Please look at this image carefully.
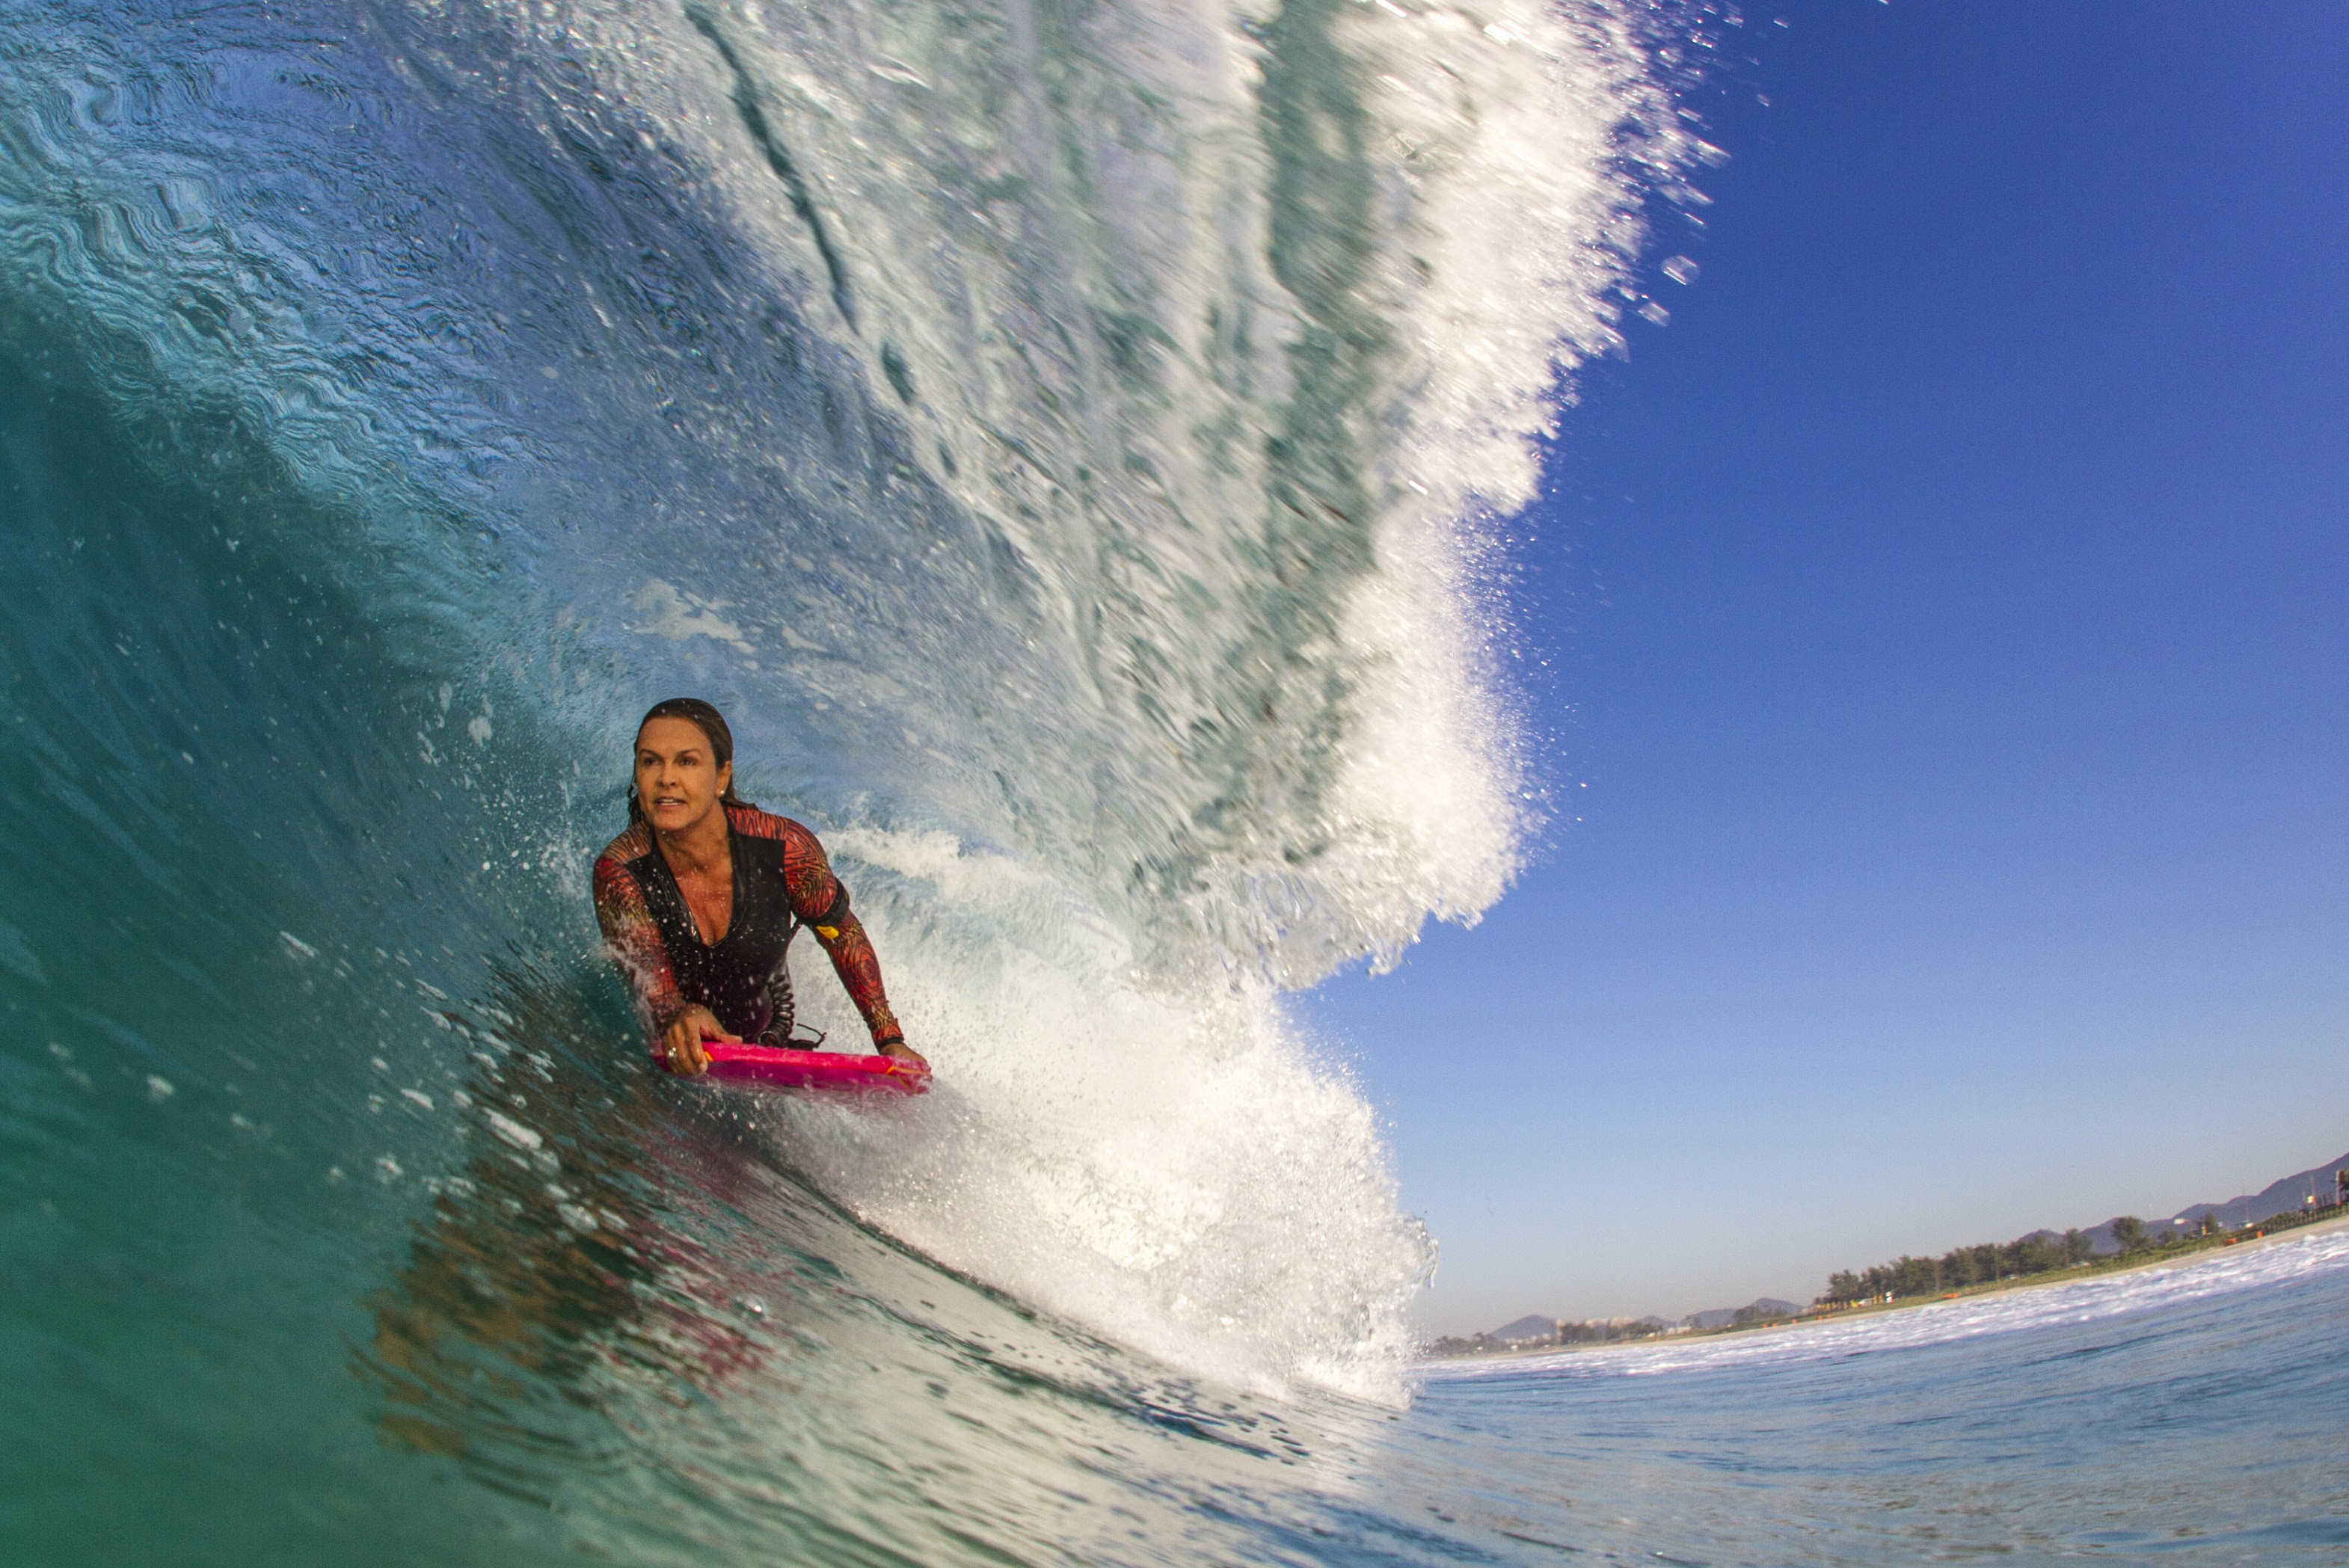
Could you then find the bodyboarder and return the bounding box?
[592,697,924,1076]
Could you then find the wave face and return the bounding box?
[0,0,1688,1555]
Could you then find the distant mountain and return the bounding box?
[1682,1297,1798,1332]
[1490,1315,1557,1344]
[2079,1151,2349,1252]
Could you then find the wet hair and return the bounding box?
[627,697,751,825]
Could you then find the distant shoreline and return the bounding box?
[1424,1209,2349,1364]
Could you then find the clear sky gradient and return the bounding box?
[1302,0,2349,1335]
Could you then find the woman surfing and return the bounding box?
[593,698,925,1077]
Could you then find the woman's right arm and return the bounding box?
[593,854,711,1070]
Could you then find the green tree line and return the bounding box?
[1820,1227,2101,1305]
[1820,1211,2240,1306]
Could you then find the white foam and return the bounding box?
[767,831,1431,1402]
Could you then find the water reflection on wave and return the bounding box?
[352,965,1388,1562]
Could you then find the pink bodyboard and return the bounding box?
[700,1042,930,1098]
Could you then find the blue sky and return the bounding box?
[1302,0,2349,1334]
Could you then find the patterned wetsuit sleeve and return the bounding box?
[732,806,904,1047]
[593,835,688,1042]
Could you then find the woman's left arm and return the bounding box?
[773,819,922,1064]
[808,902,920,1063]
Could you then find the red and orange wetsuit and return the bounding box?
[592,802,903,1054]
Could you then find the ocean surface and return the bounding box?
[2,1,2341,1563]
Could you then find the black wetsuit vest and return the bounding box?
[624,825,817,1043]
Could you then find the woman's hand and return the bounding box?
[658,1006,737,1075]
[877,1039,928,1069]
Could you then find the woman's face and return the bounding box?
[634,716,733,836]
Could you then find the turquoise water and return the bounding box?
[4,1,2341,1563]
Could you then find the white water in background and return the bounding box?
[0,0,1700,1398]
[1384,1225,2349,1566]
[1432,1222,2349,1387]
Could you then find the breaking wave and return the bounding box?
[0,4,1700,1522]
